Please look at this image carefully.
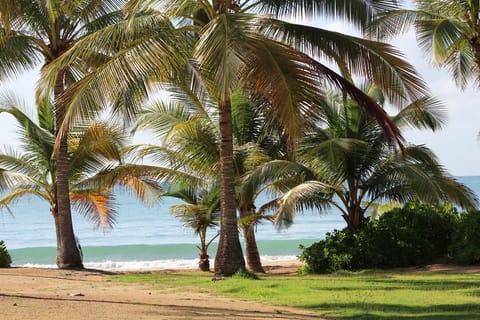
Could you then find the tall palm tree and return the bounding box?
[134,91,287,273]
[0,95,161,266]
[0,0,127,268]
[369,0,480,88]
[41,0,429,276]
[246,86,478,230]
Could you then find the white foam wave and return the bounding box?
[15,255,298,271]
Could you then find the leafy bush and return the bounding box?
[299,203,459,273]
[450,210,480,265]
[299,230,353,273]
[373,203,459,267]
[0,241,12,268]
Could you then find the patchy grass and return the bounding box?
[113,270,480,319]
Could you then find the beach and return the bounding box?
[0,260,322,320]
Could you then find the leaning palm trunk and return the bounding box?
[244,226,264,273]
[240,205,265,273]
[53,73,83,269]
[214,98,245,278]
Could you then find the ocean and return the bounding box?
[1,176,479,270]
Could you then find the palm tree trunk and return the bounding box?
[244,226,265,273]
[198,249,210,272]
[214,97,245,278]
[472,38,480,84]
[199,231,210,271]
[53,71,83,269]
[240,205,265,273]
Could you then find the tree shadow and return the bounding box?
[303,302,480,319]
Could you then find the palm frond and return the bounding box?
[193,13,251,101]
[0,187,50,211]
[72,164,165,204]
[392,96,446,131]
[274,180,335,229]
[254,0,399,29]
[70,191,117,228]
[416,18,469,64]
[366,9,421,39]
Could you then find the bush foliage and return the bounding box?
[299,203,460,273]
[450,210,480,265]
[0,240,12,268]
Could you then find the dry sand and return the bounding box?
[0,261,322,320]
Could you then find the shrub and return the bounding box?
[299,203,459,273]
[372,203,459,267]
[0,241,12,268]
[299,230,353,273]
[450,210,480,265]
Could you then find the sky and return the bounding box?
[0,13,479,177]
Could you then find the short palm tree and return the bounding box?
[246,86,478,230]
[0,96,161,265]
[165,184,220,271]
[369,0,480,88]
[42,0,430,276]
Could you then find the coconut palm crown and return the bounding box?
[0,95,162,265]
[369,0,480,88]
[245,86,478,230]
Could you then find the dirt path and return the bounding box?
[0,266,321,320]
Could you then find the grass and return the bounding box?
[112,270,480,319]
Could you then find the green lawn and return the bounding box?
[113,270,480,319]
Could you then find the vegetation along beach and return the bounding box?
[1,0,480,319]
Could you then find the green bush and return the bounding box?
[450,210,480,265]
[373,203,459,267]
[299,230,353,273]
[0,240,12,268]
[299,203,459,273]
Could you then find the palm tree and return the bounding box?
[369,0,480,88]
[0,0,128,268]
[41,0,430,277]
[246,86,478,230]
[0,95,162,265]
[165,184,220,271]
[134,91,287,273]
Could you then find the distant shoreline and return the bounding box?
[12,255,301,271]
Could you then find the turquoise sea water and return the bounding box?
[1,176,479,270]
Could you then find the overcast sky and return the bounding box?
[0,13,479,177]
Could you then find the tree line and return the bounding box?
[0,0,478,278]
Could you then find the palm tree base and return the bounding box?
[199,257,210,272]
[57,263,84,270]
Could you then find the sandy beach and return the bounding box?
[0,261,322,320]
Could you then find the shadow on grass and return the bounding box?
[367,278,480,291]
[305,302,480,320]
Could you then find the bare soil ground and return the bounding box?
[2,262,479,320]
[0,261,322,320]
